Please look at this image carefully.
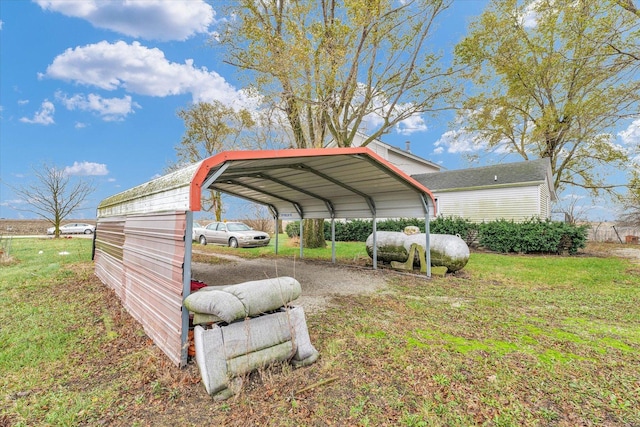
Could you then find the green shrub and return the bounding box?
[286,217,587,255]
[344,218,427,241]
[429,216,479,246]
[376,218,425,233]
[285,221,300,237]
[286,218,426,242]
[478,218,588,254]
[332,219,371,241]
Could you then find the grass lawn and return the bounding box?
[1,236,639,426]
[193,233,372,262]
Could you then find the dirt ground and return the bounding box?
[191,252,401,313]
[612,247,640,264]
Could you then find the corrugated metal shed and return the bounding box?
[95,212,188,366]
[95,148,436,367]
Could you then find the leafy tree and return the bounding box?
[220,0,454,246]
[175,101,257,221]
[453,0,640,198]
[616,0,640,19]
[10,164,94,238]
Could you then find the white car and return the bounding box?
[47,223,96,235]
[195,221,270,248]
[192,221,206,241]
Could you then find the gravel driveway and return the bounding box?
[191,253,393,313]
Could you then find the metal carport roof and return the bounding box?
[98,147,435,219]
[189,147,436,220]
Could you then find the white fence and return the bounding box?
[587,222,640,243]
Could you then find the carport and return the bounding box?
[94,147,435,366]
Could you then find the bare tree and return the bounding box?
[241,203,274,233]
[10,164,94,238]
[552,194,594,225]
[617,176,640,226]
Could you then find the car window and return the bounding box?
[205,223,218,230]
[218,224,227,231]
[227,223,250,231]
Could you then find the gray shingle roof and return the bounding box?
[412,158,552,191]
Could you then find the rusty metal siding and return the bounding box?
[95,217,126,300]
[95,217,125,260]
[94,211,188,366]
[122,212,186,366]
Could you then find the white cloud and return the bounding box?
[42,41,248,107]
[396,115,427,136]
[75,122,87,129]
[435,109,520,155]
[18,99,29,105]
[361,104,429,136]
[618,118,640,146]
[519,3,539,28]
[518,0,550,29]
[56,91,140,121]
[20,100,55,125]
[434,129,485,154]
[0,199,26,207]
[0,20,3,30]
[64,161,109,176]
[34,0,215,41]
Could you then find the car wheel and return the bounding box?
[199,235,207,245]
[84,229,93,234]
[229,237,238,248]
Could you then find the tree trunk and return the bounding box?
[303,219,326,248]
[214,191,222,221]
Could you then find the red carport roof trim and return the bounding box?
[189,147,436,213]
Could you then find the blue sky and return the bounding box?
[0,1,634,221]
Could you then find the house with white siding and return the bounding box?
[335,133,556,222]
[412,158,556,222]
[327,132,442,176]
